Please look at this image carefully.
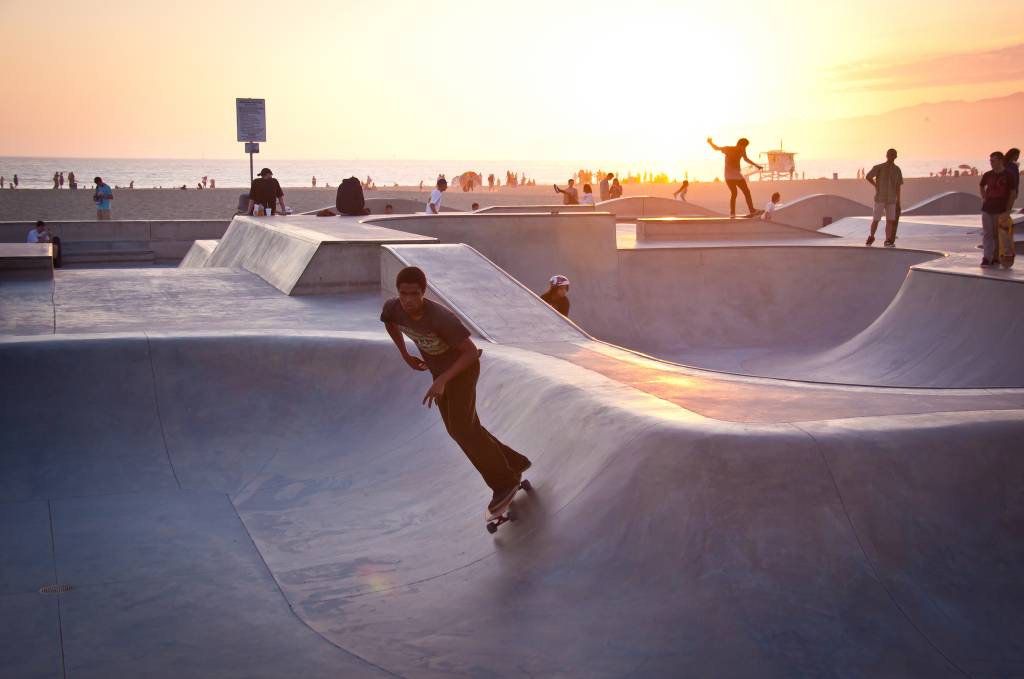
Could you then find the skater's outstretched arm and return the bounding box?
[741,150,764,171]
[423,338,480,408]
[706,137,721,152]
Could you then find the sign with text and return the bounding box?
[235,98,266,142]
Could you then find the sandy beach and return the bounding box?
[0,175,1006,222]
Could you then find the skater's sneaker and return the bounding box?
[980,260,995,268]
[487,483,519,516]
[865,235,875,246]
[744,210,763,218]
[883,241,895,248]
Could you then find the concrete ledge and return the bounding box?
[474,204,595,214]
[0,243,53,279]
[597,195,720,219]
[180,240,220,268]
[637,216,831,241]
[202,216,437,295]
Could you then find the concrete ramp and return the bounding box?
[597,195,720,219]
[636,216,834,242]
[903,191,982,215]
[2,332,1022,677]
[381,243,585,343]
[474,204,595,214]
[772,193,872,230]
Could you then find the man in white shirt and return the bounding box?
[762,192,781,221]
[427,177,447,214]
[27,220,62,267]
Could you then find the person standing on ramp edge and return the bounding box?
[707,136,763,217]
[381,266,533,514]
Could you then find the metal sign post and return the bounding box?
[236,98,267,184]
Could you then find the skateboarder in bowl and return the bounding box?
[381,266,533,515]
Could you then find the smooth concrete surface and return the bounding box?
[3,206,1024,677]
[636,216,833,241]
[902,191,983,215]
[771,193,872,230]
[596,195,720,219]
[193,215,436,295]
[1,332,1022,678]
[179,239,219,268]
[474,203,595,214]
[0,243,53,279]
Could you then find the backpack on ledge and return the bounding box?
[336,176,369,215]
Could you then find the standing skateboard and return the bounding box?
[485,478,533,534]
[997,214,1016,268]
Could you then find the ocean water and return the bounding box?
[0,156,982,190]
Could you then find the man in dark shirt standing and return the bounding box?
[381,266,532,515]
[247,167,287,215]
[979,151,1019,267]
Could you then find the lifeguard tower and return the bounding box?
[751,141,797,180]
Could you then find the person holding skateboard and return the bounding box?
[381,266,533,515]
[707,136,763,217]
[979,150,1018,267]
[865,149,903,247]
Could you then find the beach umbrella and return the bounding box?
[958,164,971,169]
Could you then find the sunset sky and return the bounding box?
[1,0,1022,167]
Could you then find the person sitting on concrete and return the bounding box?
[673,180,689,202]
[247,167,286,216]
[384,203,394,215]
[762,192,781,221]
[380,265,532,516]
[609,177,623,199]
[865,149,903,247]
[540,274,571,317]
[580,184,596,206]
[93,176,114,220]
[554,179,579,205]
[979,151,1019,267]
[471,202,480,211]
[27,220,61,267]
[427,177,447,214]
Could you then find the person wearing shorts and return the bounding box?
[707,136,763,217]
[865,149,903,247]
[93,176,113,220]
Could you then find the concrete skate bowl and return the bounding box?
[902,191,982,216]
[4,332,1024,677]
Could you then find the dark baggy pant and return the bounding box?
[435,360,531,491]
[725,178,755,215]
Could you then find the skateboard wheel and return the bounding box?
[487,522,498,534]
[520,479,532,492]
[507,506,516,522]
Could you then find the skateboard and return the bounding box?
[485,478,533,534]
[997,214,1016,268]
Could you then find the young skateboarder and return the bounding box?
[707,136,763,217]
[381,266,532,514]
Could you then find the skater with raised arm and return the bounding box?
[707,136,763,217]
[381,266,533,516]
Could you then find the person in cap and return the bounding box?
[380,266,533,516]
[541,275,571,317]
[247,167,287,215]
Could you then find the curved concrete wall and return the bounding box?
[597,195,720,219]
[902,191,982,216]
[771,194,872,230]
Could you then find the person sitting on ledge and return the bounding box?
[762,192,781,221]
[27,220,62,268]
[540,274,571,317]
[248,167,286,216]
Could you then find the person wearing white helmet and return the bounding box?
[541,274,570,316]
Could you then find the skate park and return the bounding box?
[2,196,1024,678]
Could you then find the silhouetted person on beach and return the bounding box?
[427,177,447,214]
[581,184,595,205]
[707,137,763,217]
[312,176,317,188]
[673,180,689,201]
[53,172,59,189]
[68,171,76,190]
[979,151,1018,267]
[13,174,18,188]
[540,274,571,317]
[865,148,903,247]
[609,177,622,199]
[381,266,532,515]
[248,167,286,215]
[599,173,613,201]
[554,179,579,205]
[93,177,113,220]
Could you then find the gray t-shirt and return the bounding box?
[866,162,903,204]
[380,298,471,376]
